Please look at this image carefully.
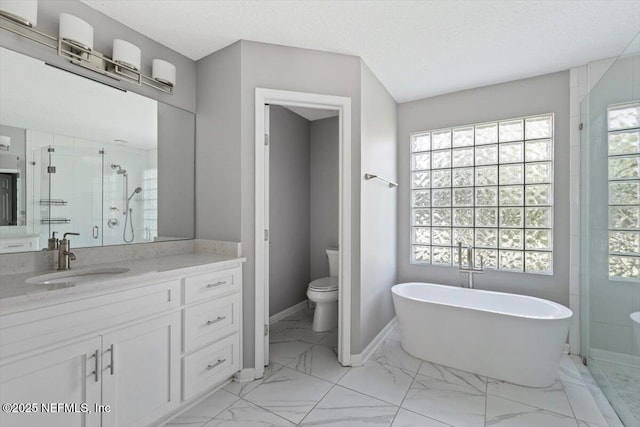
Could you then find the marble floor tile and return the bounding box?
[401,373,485,427]
[287,343,350,383]
[563,381,609,426]
[319,328,339,350]
[486,379,573,417]
[337,358,415,405]
[203,399,296,427]
[385,326,403,343]
[243,366,333,424]
[299,385,397,427]
[165,389,239,426]
[270,318,302,336]
[278,322,332,344]
[223,362,284,397]
[485,394,578,427]
[558,356,585,386]
[577,421,608,427]
[418,361,486,393]
[390,409,450,427]
[372,338,422,374]
[268,337,313,366]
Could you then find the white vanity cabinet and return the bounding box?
[0,337,102,427]
[0,259,243,427]
[101,312,181,427]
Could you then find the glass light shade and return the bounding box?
[59,13,93,51]
[152,59,176,87]
[113,39,141,71]
[0,0,37,27]
[0,135,10,150]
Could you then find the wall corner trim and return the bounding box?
[233,368,257,383]
[350,317,397,366]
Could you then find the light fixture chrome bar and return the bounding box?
[364,173,398,188]
[0,14,57,49]
[0,14,173,95]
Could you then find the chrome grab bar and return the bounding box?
[364,173,398,188]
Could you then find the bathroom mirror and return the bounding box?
[0,47,195,253]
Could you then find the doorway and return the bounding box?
[254,88,352,378]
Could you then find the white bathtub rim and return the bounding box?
[392,282,572,321]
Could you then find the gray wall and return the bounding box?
[195,42,242,242]
[237,41,362,364]
[157,103,195,239]
[398,71,570,306]
[310,116,339,280]
[0,0,196,112]
[359,62,398,350]
[268,106,311,315]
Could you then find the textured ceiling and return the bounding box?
[81,0,640,102]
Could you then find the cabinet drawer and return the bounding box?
[182,333,240,401]
[184,294,240,353]
[183,267,240,304]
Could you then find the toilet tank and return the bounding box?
[326,248,339,277]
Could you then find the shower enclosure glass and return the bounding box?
[29,139,156,248]
[580,31,640,426]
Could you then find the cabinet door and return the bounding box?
[0,337,102,427]
[101,312,180,427]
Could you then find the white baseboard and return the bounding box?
[233,368,257,383]
[269,300,308,324]
[350,317,397,366]
[590,348,640,367]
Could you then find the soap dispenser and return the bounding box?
[47,231,58,250]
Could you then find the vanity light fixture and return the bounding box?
[0,7,175,94]
[0,135,10,151]
[0,0,38,27]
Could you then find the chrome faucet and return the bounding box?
[457,242,483,289]
[58,232,80,271]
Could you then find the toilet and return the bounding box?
[307,248,339,332]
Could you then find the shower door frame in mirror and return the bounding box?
[0,46,195,253]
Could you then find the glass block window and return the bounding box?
[143,168,158,242]
[607,102,640,281]
[410,114,554,274]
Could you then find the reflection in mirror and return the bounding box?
[0,47,195,253]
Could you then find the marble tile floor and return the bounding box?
[166,307,618,427]
[587,358,639,427]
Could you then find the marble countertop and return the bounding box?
[0,252,244,314]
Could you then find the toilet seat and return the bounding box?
[308,277,338,292]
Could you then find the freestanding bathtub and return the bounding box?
[392,282,572,387]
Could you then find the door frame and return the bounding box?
[254,88,352,377]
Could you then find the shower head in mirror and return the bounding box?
[128,187,142,201]
[111,164,127,175]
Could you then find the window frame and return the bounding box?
[409,113,555,275]
[606,101,640,282]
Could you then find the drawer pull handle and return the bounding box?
[206,316,226,326]
[207,359,226,370]
[207,281,226,288]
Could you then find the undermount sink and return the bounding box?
[25,267,130,285]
